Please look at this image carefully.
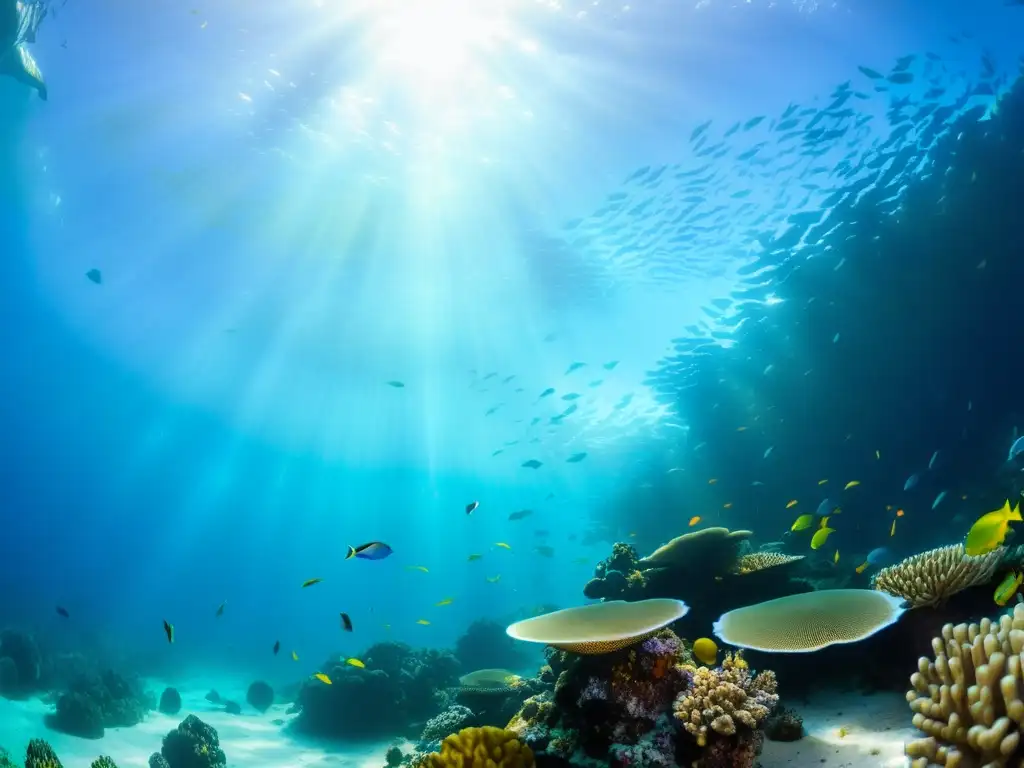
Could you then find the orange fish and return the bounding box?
[896,509,905,517]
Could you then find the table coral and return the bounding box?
[420,726,534,768]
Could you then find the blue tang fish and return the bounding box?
[866,547,893,567]
[346,541,393,561]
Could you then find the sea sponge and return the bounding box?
[25,739,62,768]
[506,599,689,654]
[713,589,906,652]
[905,603,1024,766]
[736,552,805,575]
[872,544,1004,608]
[672,653,778,748]
[638,527,752,573]
[421,726,534,768]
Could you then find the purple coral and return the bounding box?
[609,714,677,767]
[578,676,609,704]
[640,633,682,660]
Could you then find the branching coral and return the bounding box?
[25,740,62,768]
[420,727,534,768]
[672,652,778,748]
[873,544,1004,608]
[905,603,1024,766]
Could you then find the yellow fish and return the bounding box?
[833,549,839,564]
[313,673,332,685]
[495,542,512,550]
[790,514,815,532]
[810,527,835,550]
[819,516,831,529]
[291,651,299,661]
[301,578,323,588]
[965,501,1022,556]
[486,575,501,583]
[844,481,860,490]
[890,519,897,537]
[416,619,431,626]
[855,561,870,574]
[467,554,482,562]
[406,565,429,573]
[435,598,454,607]
[692,637,718,665]
[785,499,798,509]
[346,658,365,668]
[994,571,1024,606]
[688,516,701,527]
[818,479,828,485]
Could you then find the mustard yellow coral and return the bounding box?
[906,603,1024,766]
[673,654,778,748]
[873,544,1003,608]
[423,726,535,768]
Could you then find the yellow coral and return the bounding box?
[423,726,535,768]
[626,569,646,588]
[873,544,1004,608]
[673,658,778,748]
[906,603,1024,766]
[507,695,554,739]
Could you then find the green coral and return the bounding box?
[90,758,118,768]
[25,740,62,768]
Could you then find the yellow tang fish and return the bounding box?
[818,479,828,485]
[435,598,454,607]
[890,519,896,537]
[313,673,332,685]
[786,499,798,509]
[688,516,701,527]
[406,565,429,573]
[819,516,831,529]
[855,561,870,574]
[833,550,840,564]
[965,501,1022,556]
[291,651,299,661]
[346,658,365,668]
[790,514,814,532]
[495,542,512,550]
[810,527,835,550]
[416,619,431,626]
[692,637,718,666]
[994,571,1024,606]
[844,481,860,490]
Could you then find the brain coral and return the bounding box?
[421,727,534,768]
[673,653,778,747]
[906,603,1024,766]
[873,544,1004,608]
[713,589,906,652]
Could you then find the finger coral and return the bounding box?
[905,603,1024,766]
[421,727,535,768]
[672,652,779,747]
[713,589,906,652]
[873,544,1005,608]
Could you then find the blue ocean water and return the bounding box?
[2,0,1024,763]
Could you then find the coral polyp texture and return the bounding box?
[872,544,1004,608]
[735,552,805,575]
[713,589,906,652]
[505,599,689,654]
[905,603,1024,767]
[673,652,778,746]
[418,726,535,768]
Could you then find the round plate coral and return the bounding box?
[505,598,689,654]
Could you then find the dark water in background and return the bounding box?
[1,0,1024,710]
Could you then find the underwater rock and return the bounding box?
[46,669,153,738]
[764,707,804,742]
[0,630,42,695]
[159,687,182,715]
[292,642,460,739]
[222,700,241,715]
[245,680,274,712]
[148,753,170,768]
[419,705,477,749]
[455,619,529,673]
[161,715,226,768]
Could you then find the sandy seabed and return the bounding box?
[761,691,916,768]
[0,679,404,768]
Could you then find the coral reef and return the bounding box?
[505,629,774,767]
[149,754,170,768]
[873,544,1005,608]
[455,670,548,730]
[455,620,530,673]
[0,748,16,768]
[418,727,534,768]
[245,680,274,712]
[905,603,1024,766]
[713,589,907,651]
[0,629,42,697]
[46,670,153,739]
[384,745,404,767]
[764,707,804,742]
[26,739,62,768]
[672,653,778,747]
[506,599,689,654]
[158,715,226,768]
[292,641,460,739]
[91,759,118,768]
[159,687,182,715]
[420,705,477,750]
[585,543,644,601]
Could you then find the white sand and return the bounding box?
[0,681,405,768]
[761,691,916,767]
